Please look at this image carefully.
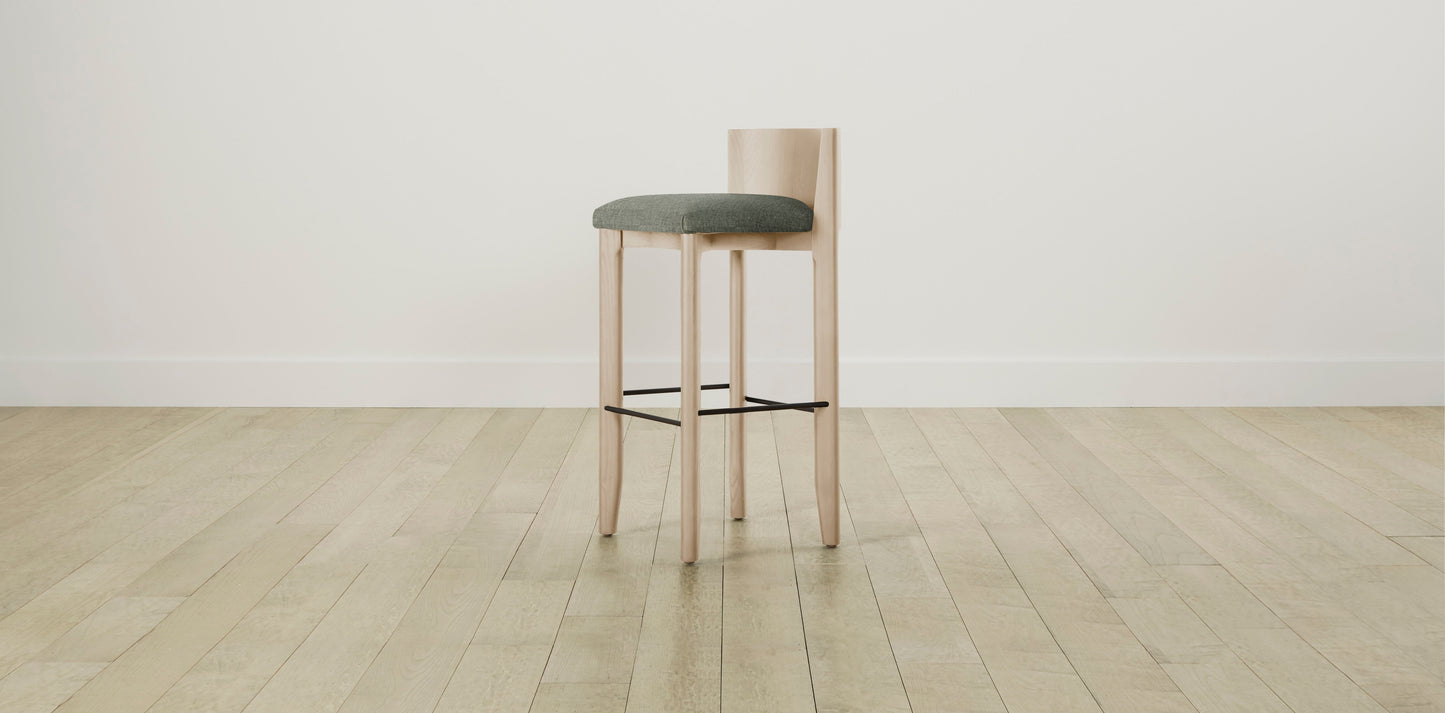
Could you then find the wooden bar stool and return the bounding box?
[594,128,839,564]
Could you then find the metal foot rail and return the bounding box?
[603,406,682,427]
[699,401,828,417]
[605,385,829,427]
[623,383,730,396]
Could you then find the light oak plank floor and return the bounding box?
[0,407,1441,713]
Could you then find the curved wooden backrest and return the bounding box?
[727,128,837,244]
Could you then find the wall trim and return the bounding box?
[1,358,1439,407]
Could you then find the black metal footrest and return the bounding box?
[699,400,828,417]
[623,383,730,396]
[603,406,682,427]
[742,396,818,413]
[606,384,828,427]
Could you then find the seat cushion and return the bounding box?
[592,193,813,234]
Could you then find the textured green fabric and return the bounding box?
[592,193,813,234]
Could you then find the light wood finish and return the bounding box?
[543,616,640,684]
[567,413,665,618]
[0,409,213,530]
[336,514,532,713]
[1231,408,1443,528]
[601,129,840,560]
[0,409,157,502]
[680,234,702,564]
[627,413,725,712]
[54,524,330,713]
[599,228,624,536]
[0,408,324,679]
[725,128,840,546]
[533,683,630,713]
[1326,407,1445,469]
[1182,407,1438,538]
[1278,407,1443,496]
[0,662,106,713]
[728,249,746,520]
[1393,536,1444,570]
[4,406,1442,712]
[36,596,183,663]
[621,231,814,253]
[620,231,680,250]
[435,409,615,713]
[810,178,840,546]
[721,413,813,713]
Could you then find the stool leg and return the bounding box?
[680,234,702,563]
[599,229,623,536]
[814,238,840,547]
[728,250,746,520]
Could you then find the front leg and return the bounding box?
[813,239,839,547]
[598,229,623,536]
[728,249,746,520]
[680,234,702,563]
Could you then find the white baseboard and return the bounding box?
[0,358,1439,407]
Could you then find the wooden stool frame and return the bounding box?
[598,128,839,563]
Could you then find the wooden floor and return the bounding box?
[0,407,1440,713]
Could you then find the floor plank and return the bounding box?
[0,661,106,713]
[53,523,331,713]
[721,413,815,713]
[0,409,145,492]
[1279,408,1443,496]
[433,410,632,713]
[1158,565,1391,713]
[563,417,664,614]
[0,407,260,564]
[0,409,319,678]
[0,409,74,449]
[1182,407,1439,537]
[953,408,1197,713]
[1091,409,1445,708]
[0,409,216,529]
[1329,408,1445,469]
[776,410,913,713]
[625,415,723,713]
[1230,408,1443,528]
[337,512,532,713]
[1137,408,1425,566]
[1001,408,1214,568]
[1392,536,1444,571]
[902,409,1103,713]
[0,407,1437,713]
[432,580,572,713]
[1047,408,1438,711]
[238,532,454,713]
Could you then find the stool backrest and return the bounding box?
[727,129,837,244]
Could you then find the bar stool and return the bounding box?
[594,128,839,564]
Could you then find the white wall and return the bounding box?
[1,0,1440,407]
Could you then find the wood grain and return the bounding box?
[0,407,1439,713]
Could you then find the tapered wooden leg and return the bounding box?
[813,237,839,547]
[599,229,623,536]
[728,250,746,520]
[680,234,702,563]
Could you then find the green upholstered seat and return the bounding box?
[592,193,813,234]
